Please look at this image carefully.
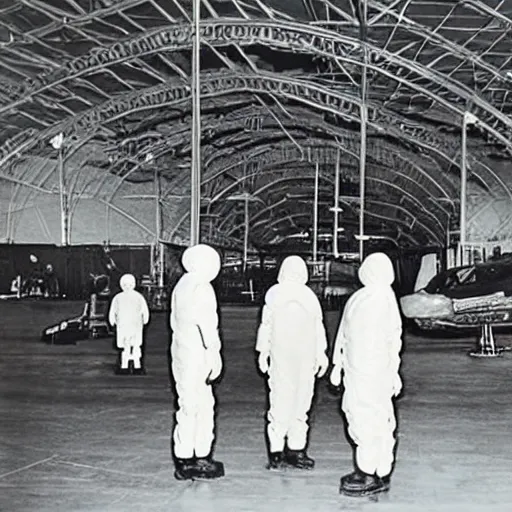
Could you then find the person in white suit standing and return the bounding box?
[109,273,150,375]
[169,244,224,481]
[330,252,403,497]
[256,255,329,470]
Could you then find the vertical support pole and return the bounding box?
[158,243,165,288]
[155,168,161,244]
[358,0,368,262]
[243,195,249,274]
[313,161,319,263]
[58,146,68,246]
[154,168,165,287]
[6,182,17,243]
[333,148,340,258]
[190,0,202,246]
[460,113,468,266]
[150,243,155,281]
[105,202,110,245]
[446,213,451,270]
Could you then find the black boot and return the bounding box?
[267,452,285,470]
[174,457,196,481]
[339,470,388,497]
[192,456,225,479]
[380,474,391,492]
[284,449,315,470]
[114,365,130,375]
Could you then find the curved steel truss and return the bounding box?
[0,0,511,250]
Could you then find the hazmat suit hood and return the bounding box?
[358,252,395,288]
[277,256,308,285]
[182,244,221,283]
[120,273,136,291]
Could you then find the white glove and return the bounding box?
[316,352,329,378]
[258,352,270,374]
[206,349,223,383]
[329,365,342,387]
[393,374,403,397]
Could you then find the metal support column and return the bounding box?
[313,161,319,263]
[358,0,368,261]
[58,147,68,245]
[154,169,165,288]
[50,133,68,246]
[190,0,201,246]
[459,113,469,266]
[243,194,249,274]
[333,148,341,258]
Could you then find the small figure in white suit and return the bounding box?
[109,273,150,375]
[256,255,329,470]
[330,252,403,497]
[170,244,225,481]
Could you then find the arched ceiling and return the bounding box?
[0,0,511,252]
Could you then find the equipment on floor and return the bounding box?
[41,274,113,344]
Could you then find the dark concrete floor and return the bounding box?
[1,300,512,512]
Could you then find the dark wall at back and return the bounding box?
[0,244,151,299]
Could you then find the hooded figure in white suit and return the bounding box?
[330,252,402,497]
[108,273,150,375]
[256,255,329,470]
[170,244,224,481]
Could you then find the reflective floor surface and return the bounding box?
[1,300,512,511]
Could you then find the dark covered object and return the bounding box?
[424,259,512,299]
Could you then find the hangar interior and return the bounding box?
[1,1,512,511]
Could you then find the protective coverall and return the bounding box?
[330,252,402,496]
[108,274,150,375]
[170,244,224,480]
[256,255,329,469]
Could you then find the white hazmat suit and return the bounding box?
[108,274,150,374]
[330,252,402,494]
[170,244,224,479]
[256,256,329,469]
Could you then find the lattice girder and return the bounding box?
[0,70,490,205]
[2,18,511,150]
[103,103,461,205]
[167,141,445,247]
[242,172,443,242]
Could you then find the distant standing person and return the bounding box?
[43,264,60,298]
[330,252,403,497]
[109,274,150,375]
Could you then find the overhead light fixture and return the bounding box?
[429,197,458,203]
[338,195,361,202]
[50,133,64,150]
[464,112,479,126]
[226,193,263,203]
[354,234,398,247]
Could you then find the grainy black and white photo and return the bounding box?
[1,0,512,510]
